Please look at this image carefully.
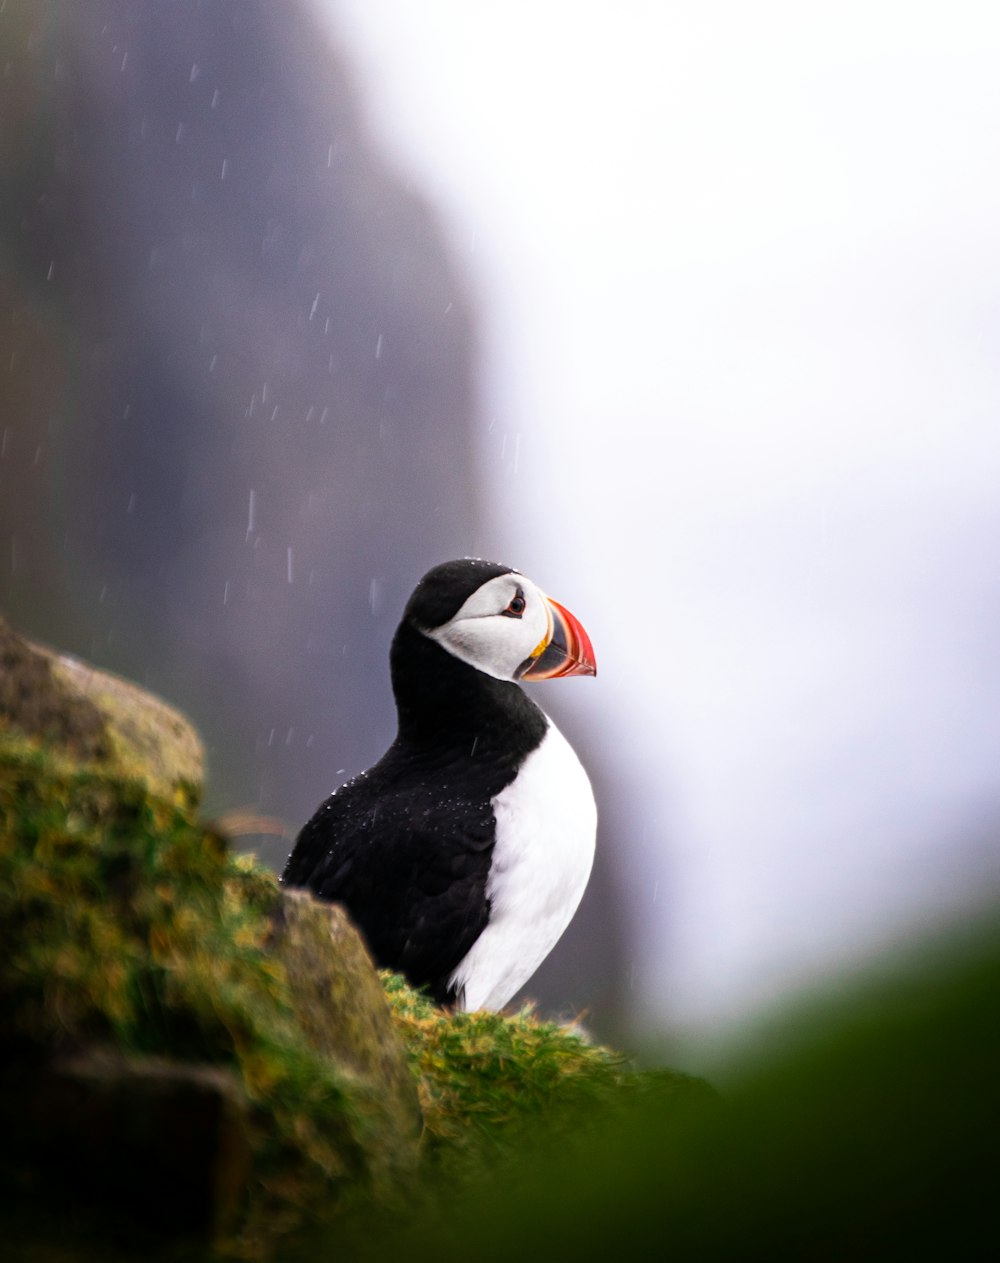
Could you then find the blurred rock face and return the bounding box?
[0,0,481,832]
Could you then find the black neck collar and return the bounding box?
[389,619,547,769]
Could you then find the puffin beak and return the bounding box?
[518,596,597,680]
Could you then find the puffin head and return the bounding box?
[404,558,596,683]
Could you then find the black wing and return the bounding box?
[282,771,495,1004]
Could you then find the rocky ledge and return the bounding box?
[0,617,693,1260]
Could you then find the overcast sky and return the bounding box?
[315,0,1000,1048]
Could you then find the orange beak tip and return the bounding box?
[519,594,596,680]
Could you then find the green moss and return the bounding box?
[0,731,402,1257]
[316,976,711,1262]
[384,973,631,1167]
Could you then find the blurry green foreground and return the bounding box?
[374,914,998,1263]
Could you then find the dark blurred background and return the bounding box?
[0,0,628,1038]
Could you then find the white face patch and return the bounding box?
[423,573,551,681]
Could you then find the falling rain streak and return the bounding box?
[246,488,256,539]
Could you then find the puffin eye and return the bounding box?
[502,588,526,618]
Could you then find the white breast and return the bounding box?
[447,716,597,1011]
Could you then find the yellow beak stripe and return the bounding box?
[528,604,554,659]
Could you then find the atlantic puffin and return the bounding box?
[282,558,597,1010]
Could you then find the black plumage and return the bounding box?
[282,560,549,1004]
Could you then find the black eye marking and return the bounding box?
[501,586,526,618]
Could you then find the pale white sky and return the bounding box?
[315,0,1000,1046]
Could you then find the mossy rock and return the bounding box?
[0,731,421,1258]
[268,891,423,1177]
[0,623,690,1259]
[0,615,203,808]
